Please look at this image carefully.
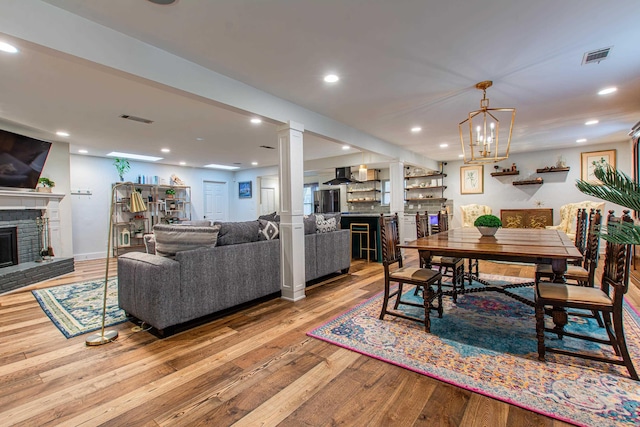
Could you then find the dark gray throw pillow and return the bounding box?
[258,211,277,221]
[303,214,316,234]
[214,220,261,246]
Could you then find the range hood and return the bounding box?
[323,167,359,185]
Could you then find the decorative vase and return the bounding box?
[476,226,499,237]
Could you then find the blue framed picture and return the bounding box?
[239,181,252,199]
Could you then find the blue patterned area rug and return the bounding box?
[32,278,128,338]
[307,274,640,427]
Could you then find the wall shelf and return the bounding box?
[404,173,446,180]
[405,198,447,202]
[536,167,570,173]
[513,180,543,186]
[491,170,519,177]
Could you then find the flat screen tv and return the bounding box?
[0,128,52,190]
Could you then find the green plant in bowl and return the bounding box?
[474,214,502,237]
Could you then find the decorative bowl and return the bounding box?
[476,226,499,237]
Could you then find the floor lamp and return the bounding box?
[86,182,147,346]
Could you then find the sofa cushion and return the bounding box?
[323,212,342,229]
[316,214,337,233]
[153,224,221,258]
[214,220,261,246]
[258,219,279,240]
[179,220,212,226]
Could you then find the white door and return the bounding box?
[203,181,228,222]
[261,187,276,214]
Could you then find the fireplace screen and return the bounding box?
[0,227,18,268]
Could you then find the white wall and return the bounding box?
[445,141,631,228]
[70,155,234,260]
[41,141,73,258]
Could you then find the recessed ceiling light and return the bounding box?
[147,0,177,5]
[458,154,464,158]
[439,143,448,148]
[78,149,88,154]
[56,131,70,137]
[196,137,204,141]
[0,41,18,54]
[106,151,163,162]
[411,127,422,133]
[585,120,599,125]
[179,161,186,166]
[342,145,350,150]
[598,87,617,95]
[203,163,240,170]
[576,138,587,143]
[161,148,171,153]
[324,74,339,83]
[251,161,258,166]
[250,118,262,124]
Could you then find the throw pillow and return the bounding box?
[153,224,221,258]
[258,219,279,240]
[214,221,261,246]
[258,211,277,221]
[303,214,316,234]
[316,215,337,233]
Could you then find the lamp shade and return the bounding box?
[129,191,147,213]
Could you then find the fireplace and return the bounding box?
[0,227,18,268]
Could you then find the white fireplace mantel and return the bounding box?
[0,189,65,211]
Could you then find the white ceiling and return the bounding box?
[1,0,639,172]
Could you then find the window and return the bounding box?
[381,180,391,205]
[303,183,318,215]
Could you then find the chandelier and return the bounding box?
[459,81,516,164]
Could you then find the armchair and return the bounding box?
[545,201,605,240]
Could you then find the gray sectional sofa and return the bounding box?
[117,215,350,334]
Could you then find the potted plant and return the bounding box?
[474,214,502,237]
[113,158,130,181]
[37,177,55,193]
[165,188,176,199]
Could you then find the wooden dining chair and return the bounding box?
[571,208,589,266]
[379,213,443,332]
[534,210,638,380]
[535,209,601,287]
[416,211,465,302]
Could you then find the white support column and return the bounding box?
[278,121,306,302]
[389,161,413,243]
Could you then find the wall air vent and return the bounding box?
[259,145,276,150]
[119,114,154,124]
[582,47,612,65]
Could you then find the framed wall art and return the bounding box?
[460,165,484,194]
[238,181,252,199]
[581,149,616,184]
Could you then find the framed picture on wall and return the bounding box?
[581,149,616,184]
[460,165,484,194]
[239,181,252,199]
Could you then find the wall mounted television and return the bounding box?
[0,128,52,190]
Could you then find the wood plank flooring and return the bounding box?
[1,255,638,426]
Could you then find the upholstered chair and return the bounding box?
[545,201,605,240]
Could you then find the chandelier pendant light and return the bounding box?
[459,81,516,164]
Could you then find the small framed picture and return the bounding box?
[460,165,484,194]
[239,181,252,199]
[581,149,616,184]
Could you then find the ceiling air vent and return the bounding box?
[582,47,612,65]
[119,114,154,124]
[259,145,276,150]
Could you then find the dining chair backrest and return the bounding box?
[437,211,449,233]
[581,209,602,285]
[416,211,429,238]
[574,208,589,256]
[380,213,402,270]
[601,210,634,300]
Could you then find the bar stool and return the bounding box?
[350,222,377,262]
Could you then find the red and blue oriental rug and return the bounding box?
[307,274,640,427]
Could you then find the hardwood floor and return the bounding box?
[1,255,638,426]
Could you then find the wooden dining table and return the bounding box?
[399,227,583,306]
